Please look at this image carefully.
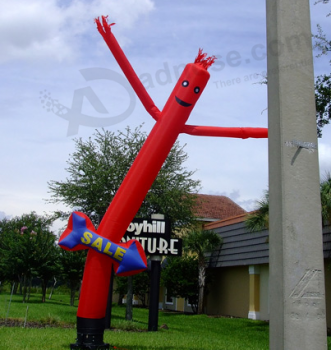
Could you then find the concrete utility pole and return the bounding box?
[266,0,327,349]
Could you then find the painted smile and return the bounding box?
[175,96,192,107]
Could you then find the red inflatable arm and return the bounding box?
[95,16,161,121]
[182,125,268,138]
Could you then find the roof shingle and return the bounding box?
[194,194,246,221]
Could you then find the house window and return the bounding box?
[165,289,174,305]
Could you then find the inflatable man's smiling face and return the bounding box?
[162,49,216,117]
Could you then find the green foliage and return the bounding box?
[245,175,331,230]
[115,270,151,307]
[245,191,269,232]
[114,275,127,298]
[183,229,222,314]
[313,0,331,137]
[47,126,200,231]
[183,230,222,260]
[0,212,88,305]
[316,73,331,137]
[321,173,331,225]
[131,271,150,306]
[58,250,86,306]
[32,230,59,302]
[114,319,146,332]
[161,256,199,313]
[0,212,58,302]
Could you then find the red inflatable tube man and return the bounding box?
[61,15,268,349]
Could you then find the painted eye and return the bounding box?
[194,86,200,94]
[182,80,189,87]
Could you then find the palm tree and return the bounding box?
[245,191,269,232]
[246,173,331,231]
[184,229,222,314]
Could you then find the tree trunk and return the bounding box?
[125,276,133,321]
[18,275,23,295]
[13,279,19,295]
[22,275,27,303]
[118,293,124,306]
[41,279,47,303]
[70,287,76,306]
[27,278,32,302]
[78,280,83,300]
[198,264,206,314]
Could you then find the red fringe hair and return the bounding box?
[194,49,216,70]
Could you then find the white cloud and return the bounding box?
[0,1,66,63]
[0,0,155,63]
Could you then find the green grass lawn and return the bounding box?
[0,292,329,350]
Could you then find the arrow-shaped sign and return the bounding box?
[58,212,147,276]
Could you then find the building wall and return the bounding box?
[163,290,177,311]
[205,266,249,318]
[177,298,185,312]
[204,262,331,327]
[160,290,193,313]
[184,299,194,313]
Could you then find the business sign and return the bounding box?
[121,218,182,256]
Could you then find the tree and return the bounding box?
[321,173,331,225]
[113,272,148,322]
[161,256,199,313]
[131,270,150,307]
[313,0,331,137]
[245,191,269,232]
[0,212,57,302]
[114,275,127,306]
[183,229,222,314]
[125,276,133,321]
[0,218,23,286]
[114,271,150,307]
[58,250,87,306]
[315,74,331,137]
[31,228,59,302]
[245,174,331,231]
[47,126,200,231]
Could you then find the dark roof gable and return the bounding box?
[205,214,331,267]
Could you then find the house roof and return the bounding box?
[206,219,270,267]
[193,194,246,222]
[206,221,331,268]
[203,210,331,267]
[203,212,248,230]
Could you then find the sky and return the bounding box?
[1,0,330,231]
